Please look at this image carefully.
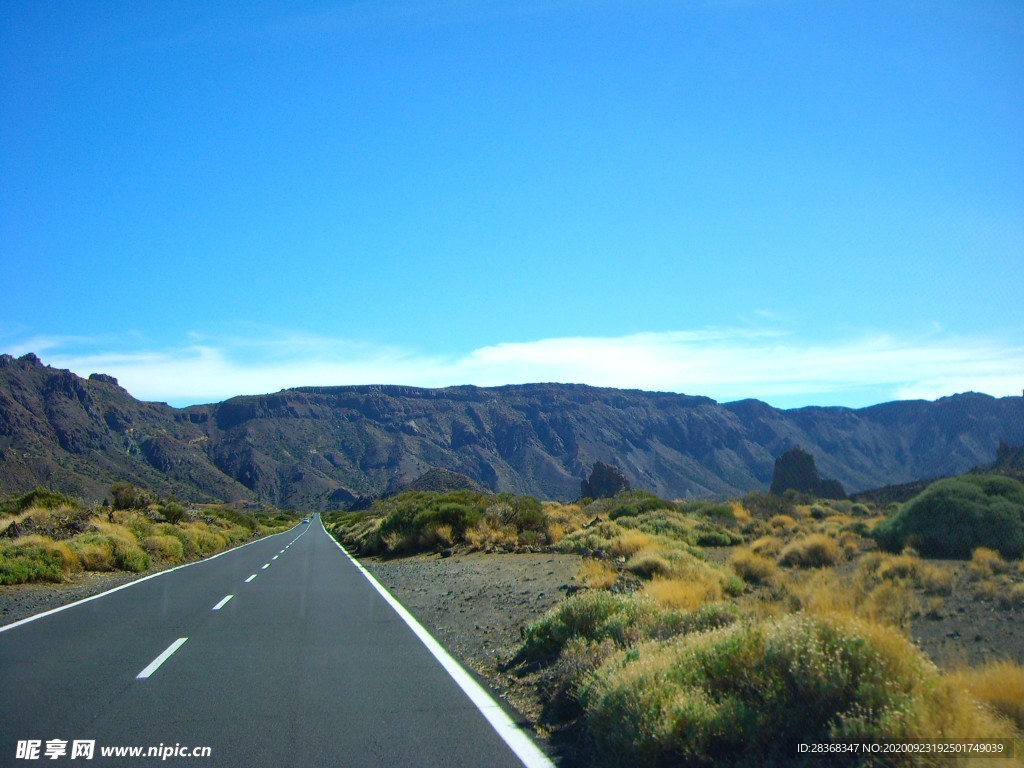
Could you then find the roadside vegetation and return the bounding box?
[0,484,299,585]
[327,477,1024,766]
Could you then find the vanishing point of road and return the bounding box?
[0,517,554,767]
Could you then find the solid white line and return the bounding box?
[0,523,304,634]
[317,519,554,768]
[137,637,188,679]
[245,574,257,583]
[212,595,234,611]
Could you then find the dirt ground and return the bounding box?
[363,551,583,728]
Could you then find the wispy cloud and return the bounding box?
[15,326,1024,409]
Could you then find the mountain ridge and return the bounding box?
[1,352,1021,510]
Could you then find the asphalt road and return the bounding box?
[0,517,553,767]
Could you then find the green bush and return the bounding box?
[0,542,64,584]
[608,490,675,519]
[518,591,692,662]
[579,613,1011,767]
[872,475,1024,558]
[0,486,81,516]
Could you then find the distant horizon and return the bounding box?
[5,348,1019,413]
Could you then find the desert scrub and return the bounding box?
[777,533,841,568]
[578,612,1017,768]
[730,548,780,585]
[141,534,186,561]
[855,551,955,595]
[0,539,65,584]
[518,591,741,665]
[643,575,721,610]
[872,475,1024,558]
[577,558,618,589]
[518,591,687,662]
[949,660,1024,731]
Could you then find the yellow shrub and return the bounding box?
[749,535,783,558]
[949,660,1024,731]
[778,534,841,568]
[643,576,721,610]
[769,514,797,531]
[140,534,185,561]
[578,559,618,589]
[608,530,656,558]
[970,547,1011,578]
[729,549,779,585]
[463,519,518,551]
[13,534,81,573]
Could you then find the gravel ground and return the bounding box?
[364,551,583,730]
[1,569,162,627]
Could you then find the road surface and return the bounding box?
[0,516,553,767]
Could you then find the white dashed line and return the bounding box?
[245,575,257,583]
[272,555,279,560]
[261,563,270,570]
[212,595,234,611]
[137,638,188,679]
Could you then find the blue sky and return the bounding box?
[2,1,1022,408]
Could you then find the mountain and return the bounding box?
[1,352,1021,510]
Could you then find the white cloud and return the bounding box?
[23,326,1024,409]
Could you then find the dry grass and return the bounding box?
[729,548,779,585]
[777,533,841,568]
[607,530,657,558]
[768,514,797,531]
[949,660,1024,731]
[578,559,618,589]
[643,575,721,610]
[463,519,519,550]
[749,535,784,558]
[971,547,1012,578]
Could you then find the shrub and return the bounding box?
[0,541,64,584]
[778,534,841,568]
[969,546,1012,578]
[110,483,153,511]
[70,533,115,571]
[949,660,1024,731]
[518,591,688,662]
[608,491,674,519]
[0,486,81,515]
[159,502,187,524]
[643,576,721,610]
[141,534,185,561]
[578,559,618,589]
[872,475,1024,559]
[578,613,1015,767]
[730,549,779,585]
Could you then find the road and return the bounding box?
[0,516,553,767]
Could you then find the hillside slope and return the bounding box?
[1,353,1021,509]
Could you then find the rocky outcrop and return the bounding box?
[769,447,846,499]
[580,462,631,499]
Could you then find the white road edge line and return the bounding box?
[318,516,555,768]
[212,595,234,611]
[137,637,188,679]
[245,574,257,583]
[0,523,305,634]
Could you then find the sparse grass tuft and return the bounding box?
[578,612,1016,768]
[578,559,618,589]
[949,660,1024,731]
[730,548,780,585]
[778,533,841,568]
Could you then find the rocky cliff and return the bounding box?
[1,353,1021,509]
